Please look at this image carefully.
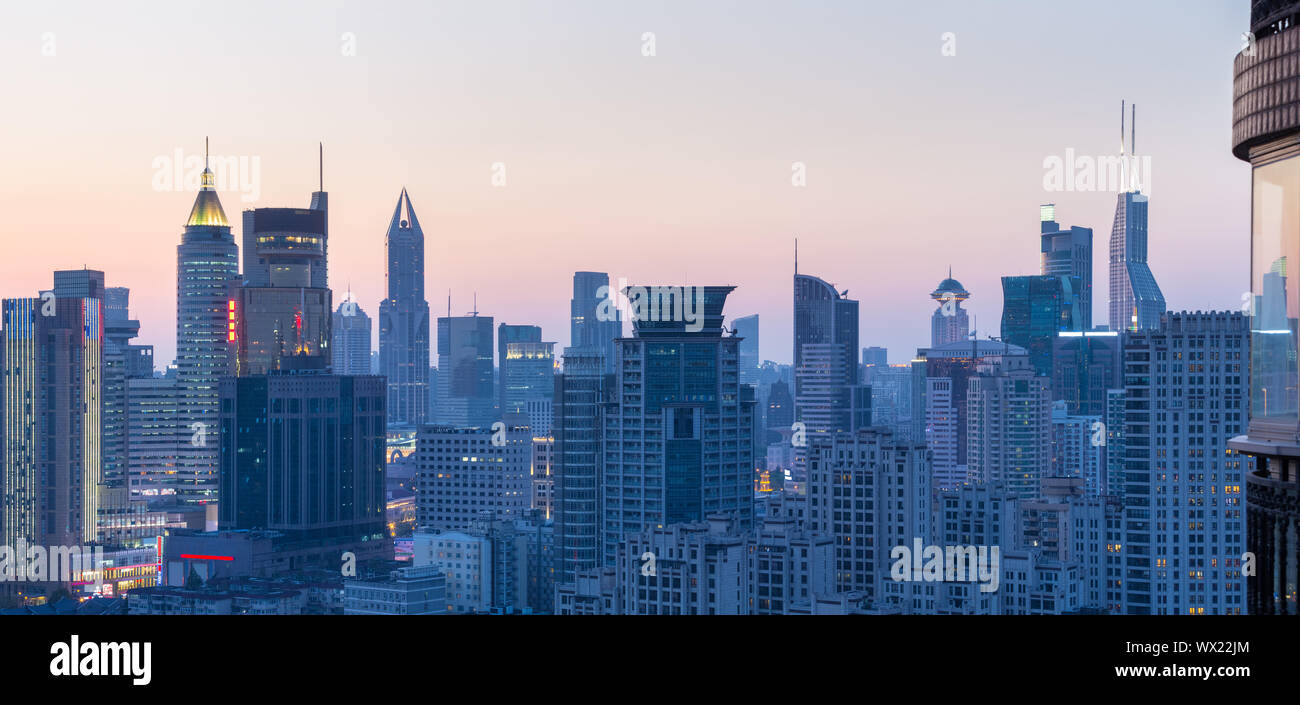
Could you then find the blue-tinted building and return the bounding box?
[1000,274,1084,377]
[1040,204,1094,329]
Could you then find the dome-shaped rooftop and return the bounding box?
[186,167,229,228]
[930,268,969,300]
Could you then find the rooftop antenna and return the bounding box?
[319,142,323,192]
[205,136,210,170]
[1120,100,1125,155]
[1131,103,1136,157]
[447,290,451,318]
[794,237,798,276]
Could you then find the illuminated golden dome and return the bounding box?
[186,167,229,228]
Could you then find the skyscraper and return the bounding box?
[569,271,621,374]
[236,202,331,375]
[1040,204,1094,329]
[175,146,239,505]
[929,270,970,347]
[1122,311,1248,614]
[101,285,154,488]
[553,346,608,584]
[498,323,552,416]
[218,373,390,563]
[379,189,431,428]
[732,314,760,387]
[1108,104,1166,332]
[2,277,104,547]
[1051,331,1122,417]
[332,296,372,376]
[601,286,755,565]
[1000,274,1084,377]
[967,353,1052,499]
[435,313,495,428]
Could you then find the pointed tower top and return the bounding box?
[388,188,423,233]
[187,136,229,228]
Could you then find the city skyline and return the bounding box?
[0,1,1249,366]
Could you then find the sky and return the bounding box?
[0,0,1251,367]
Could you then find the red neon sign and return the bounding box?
[179,554,234,561]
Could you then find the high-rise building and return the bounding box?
[379,189,431,428]
[967,352,1052,500]
[176,150,239,505]
[914,339,1028,491]
[569,271,621,375]
[415,423,531,531]
[331,296,372,376]
[498,323,554,416]
[807,428,930,600]
[1108,107,1166,332]
[1122,311,1248,614]
[236,203,331,376]
[435,314,495,428]
[218,372,390,563]
[929,270,970,347]
[553,346,608,584]
[126,377,182,499]
[1000,274,1084,377]
[1050,402,1106,496]
[733,314,760,387]
[2,279,104,547]
[1039,204,1094,330]
[1051,331,1122,416]
[1227,0,1300,615]
[794,272,859,393]
[601,286,755,565]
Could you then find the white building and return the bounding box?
[413,530,491,613]
[416,424,531,531]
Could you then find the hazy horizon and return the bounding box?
[0,0,1250,366]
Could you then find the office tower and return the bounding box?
[502,341,554,415]
[967,352,1052,500]
[1,282,103,547]
[914,339,1028,491]
[1108,104,1166,332]
[1039,204,1094,329]
[601,286,755,565]
[1228,2,1300,614]
[217,373,389,563]
[415,423,531,531]
[807,428,930,600]
[498,323,554,416]
[435,314,495,427]
[553,347,608,584]
[794,343,871,435]
[569,271,622,374]
[176,153,239,505]
[929,270,970,347]
[1122,311,1248,614]
[331,296,372,376]
[794,271,859,393]
[102,286,154,488]
[733,314,760,387]
[236,203,331,375]
[937,483,1021,551]
[1000,274,1084,377]
[379,189,431,428]
[1050,402,1105,495]
[869,364,914,442]
[127,377,182,499]
[1051,331,1122,416]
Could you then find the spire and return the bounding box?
[187,136,229,228]
[388,187,423,234]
